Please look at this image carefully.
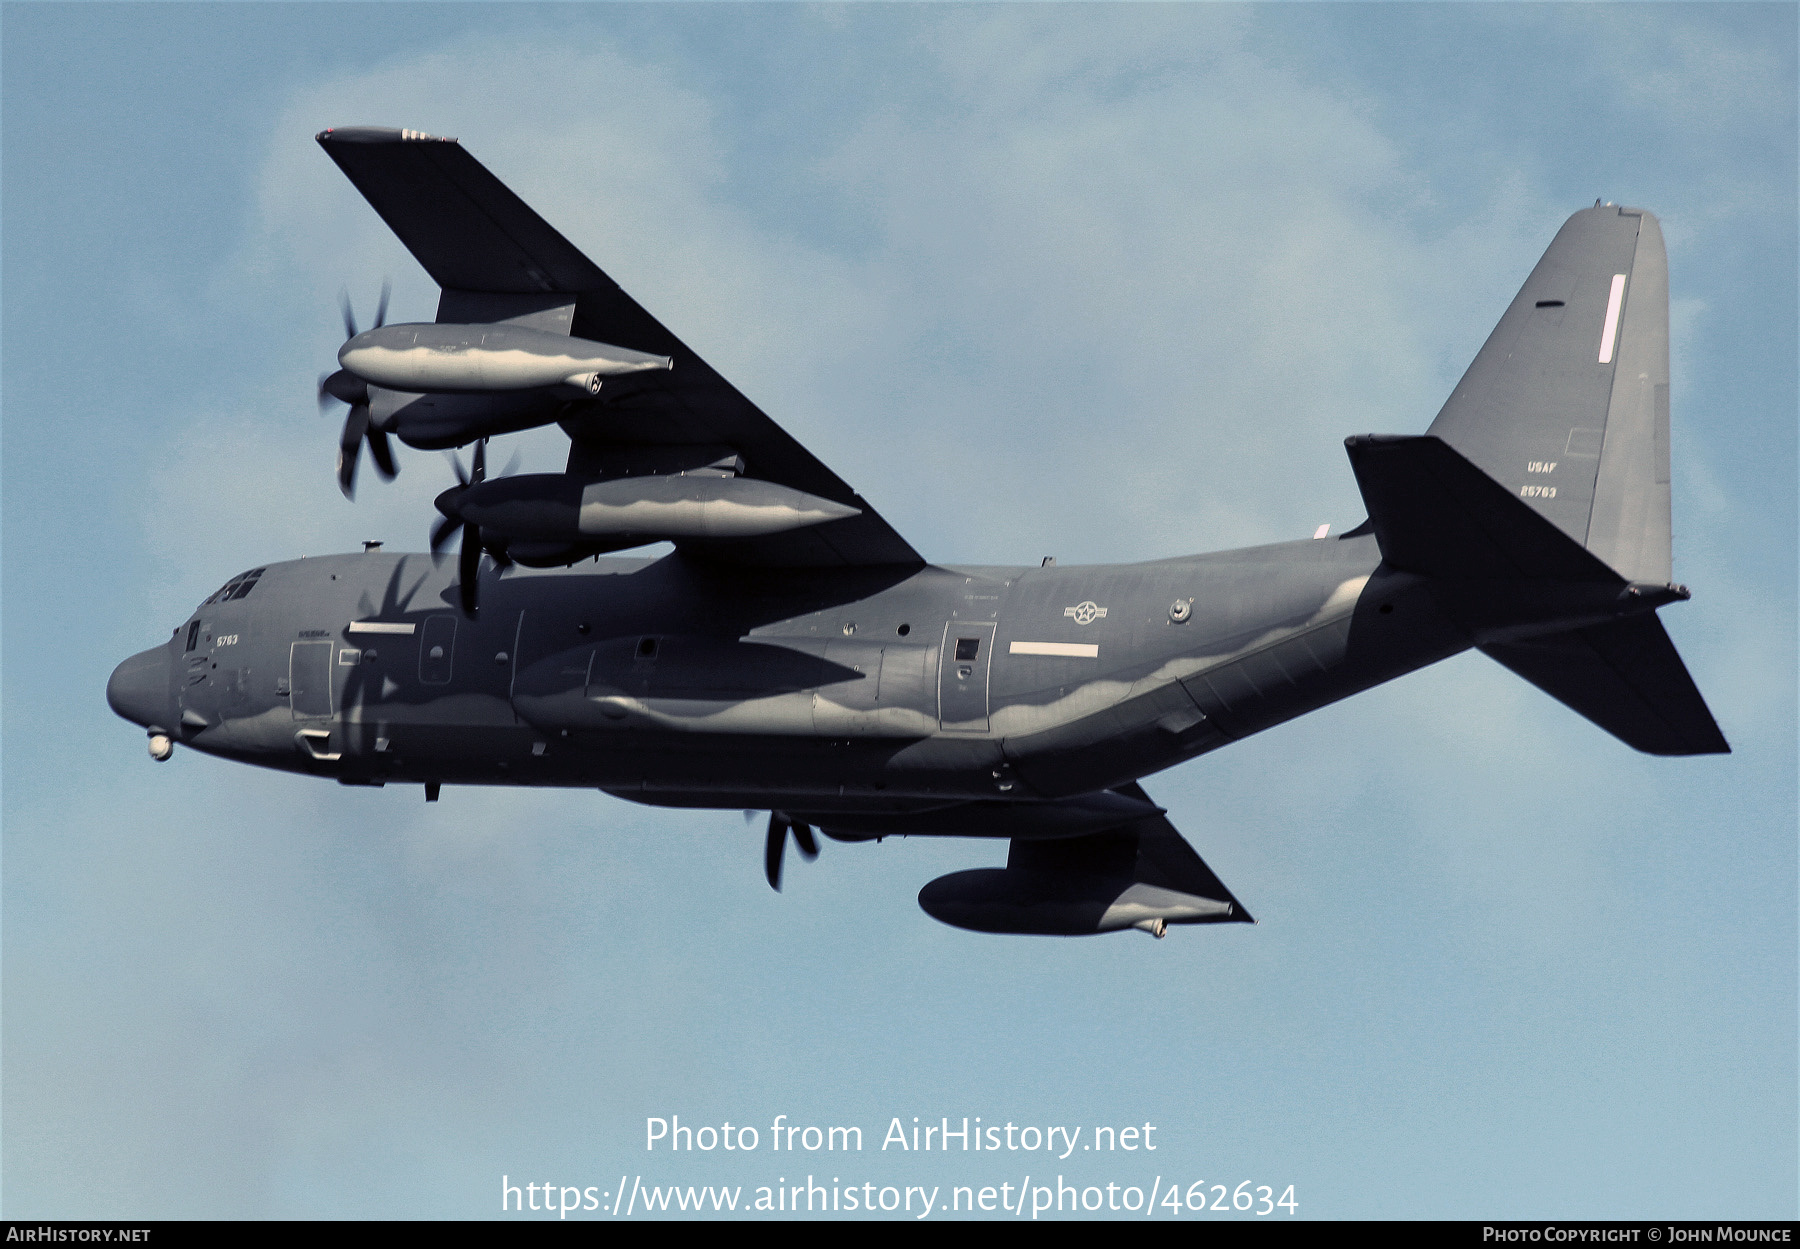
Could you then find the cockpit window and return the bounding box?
[204,567,265,605]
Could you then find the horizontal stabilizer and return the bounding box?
[1482,615,1728,756]
[1347,434,1622,583]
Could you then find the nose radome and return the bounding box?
[107,646,172,730]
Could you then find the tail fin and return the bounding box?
[1425,204,1672,584]
[1342,204,1723,757]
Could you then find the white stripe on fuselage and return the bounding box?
[1010,641,1100,658]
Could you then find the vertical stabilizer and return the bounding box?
[1427,205,1672,584]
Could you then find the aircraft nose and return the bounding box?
[107,645,172,730]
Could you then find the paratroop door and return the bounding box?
[937,621,996,732]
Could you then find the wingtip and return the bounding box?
[317,126,457,146]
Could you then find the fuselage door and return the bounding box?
[289,640,334,719]
[937,621,997,732]
[181,618,216,721]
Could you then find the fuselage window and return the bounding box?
[185,620,202,652]
[954,637,981,661]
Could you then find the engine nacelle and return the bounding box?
[453,473,861,545]
[917,869,1237,936]
[341,322,671,393]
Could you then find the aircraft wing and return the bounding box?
[899,782,1254,935]
[317,127,922,569]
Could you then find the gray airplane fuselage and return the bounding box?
[109,534,1462,818]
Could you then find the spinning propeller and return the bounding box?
[756,810,819,891]
[318,281,397,498]
[430,438,520,617]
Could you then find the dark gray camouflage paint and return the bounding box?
[110,530,1452,814]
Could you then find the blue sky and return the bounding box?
[4,2,1794,1219]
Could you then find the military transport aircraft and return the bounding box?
[107,127,1728,938]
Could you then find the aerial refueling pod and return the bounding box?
[441,472,862,545]
[339,322,672,394]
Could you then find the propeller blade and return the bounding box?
[429,512,462,557]
[373,277,391,330]
[339,287,359,340]
[793,821,819,860]
[764,812,789,891]
[338,404,370,498]
[431,458,470,562]
[442,449,470,489]
[459,522,481,616]
[499,446,522,480]
[472,437,488,486]
[366,425,398,480]
[326,293,394,494]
